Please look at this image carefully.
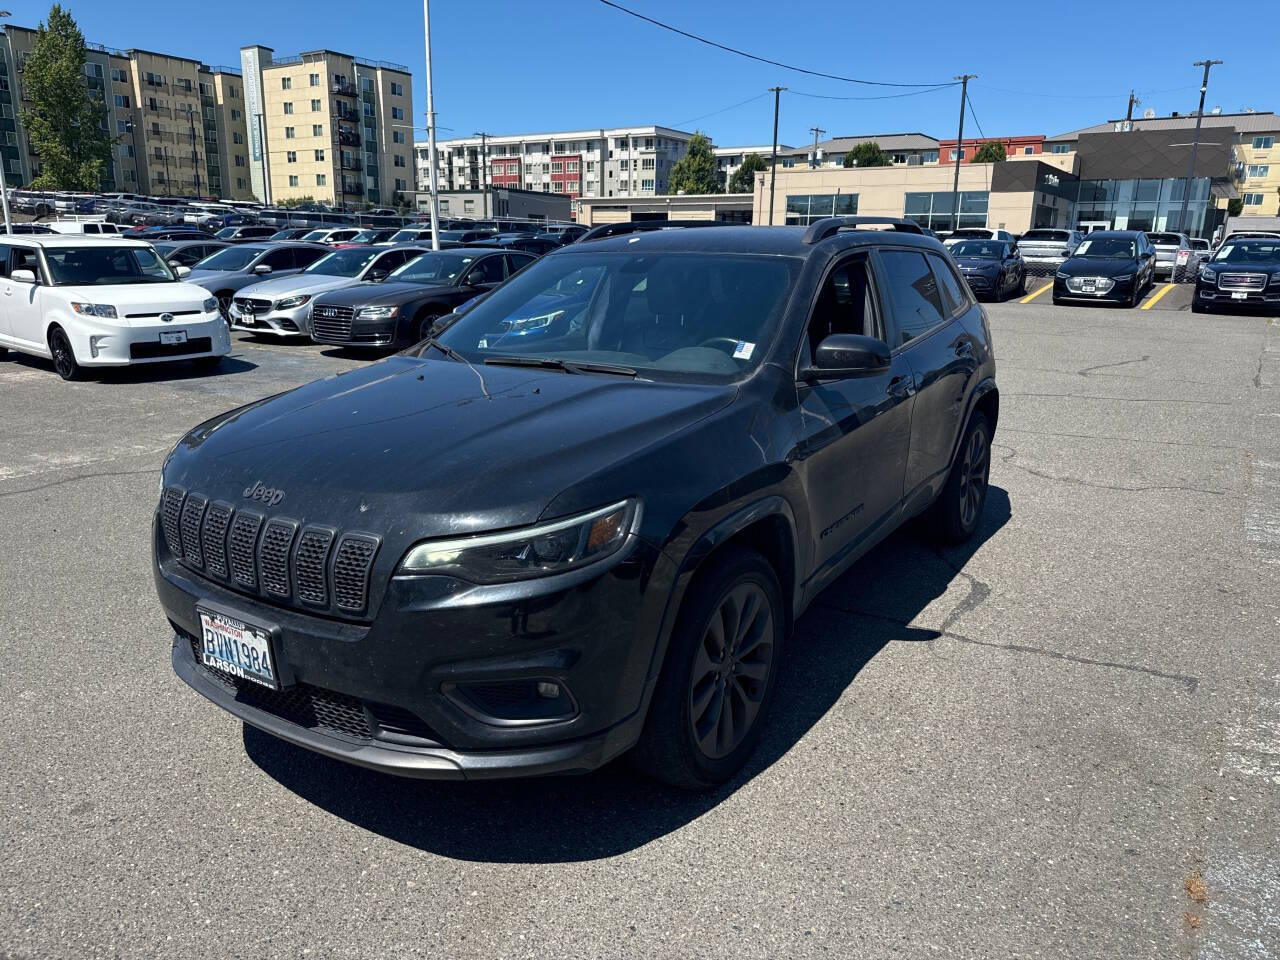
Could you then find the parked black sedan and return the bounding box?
[1052,230,1157,307]
[1192,237,1280,314]
[949,239,1026,301]
[309,248,536,347]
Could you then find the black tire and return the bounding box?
[48,327,82,381]
[634,546,784,791]
[0,346,8,359]
[1051,294,1064,306]
[928,411,991,544]
[415,312,442,343]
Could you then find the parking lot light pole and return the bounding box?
[1177,58,1222,237]
[422,0,441,250]
[0,10,12,234]
[767,86,784,225]
[950,74,976,233]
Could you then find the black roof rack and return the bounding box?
[802,217,924,244]
[577,220,734,243]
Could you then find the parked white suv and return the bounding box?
[0,236,231,381]
[943,227,1015,248]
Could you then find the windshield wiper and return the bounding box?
[421,337,491,399]
[483,355,637,378]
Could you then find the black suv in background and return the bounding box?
[1193,236,1280,313]
[154,218,998,790]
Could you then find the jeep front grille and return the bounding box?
[162,487,380,619]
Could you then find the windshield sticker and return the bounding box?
[733,341,755,360]
[477,338,488,349]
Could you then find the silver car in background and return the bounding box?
[1145,232,1197,279]
[1017,228,1083,268]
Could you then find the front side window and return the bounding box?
[434,251,802,380]
[304,248,381,277]
[44,246,175,285]
[464,256,506,285]
[878,250,946,346]
[193,246,261,271]
[390,251,478,283]
[807,258,884,356]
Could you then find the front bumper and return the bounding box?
[309,312,400,347]
[154,520,676,780]
[1195,283,1280,311]
[230,302,310,337]
[1052,275,1136,303]
[69,313,231,366]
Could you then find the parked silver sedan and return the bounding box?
[1017,228,1083,268]
[1145,232,1198,279]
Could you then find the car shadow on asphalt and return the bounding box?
[4,351,257,382]
[244,486,1012,863]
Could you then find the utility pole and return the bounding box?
[473,131,490,216]
[186,105,202,196]
[950,74,976,232]
[808,126,826,169]
[0,10,13,232]
[162,147,171,196]
[768,86,784,225]
[1177,58,1222,236]
[1125,90,1139,126]
[422,0,441,249]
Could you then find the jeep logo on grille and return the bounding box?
[242,481,285,506]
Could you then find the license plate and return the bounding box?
[1081,281,1096,293]
[159,330,187,345]
[1232,291,1248,300]
[197,608,279,689]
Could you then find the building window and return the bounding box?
[586,160,594,172]
[285,127,295,139]
[1251,136,1274,149]
[391,81,403,96]
[116,119,128,133]
[316,174,327,186]
[949,149,966,161]
[315,149,325,161]
[231,109,241,121]
[309,73,320,86]
[393,130,405,144]
[567,160,580,173]
[311,99,321,111]
[1243,193,1265,205]
[288,175,299,187]
[1023,146,1034,155]
[312,124,323,136]
[566,180,580,193]
[393,154,406,167]
[784,193,860,225]
[391,106,404,120]
[1050,143,1070,154]
[641,157,654,170]
[395,177,407,191]
[234,155,246,167]
[620,159,629,172]
[551,161,563,173]
[111,68,128,82]
[283,102,294,114]
[232,132,243,144]
[286,151,297,163]
[281,77,292,90]
[114,94,129,108]
[1246,164,1270,178]
[904,190,988,231]
[641,178,654,191]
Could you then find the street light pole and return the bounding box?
[1177,58,1222,237]
[808,126,825,169]
[768,86,784,225]
[474,130,490,217]
[950,74,976,232]
[422,0,441,250]
[0,11,13,233]
[186,105,202,196]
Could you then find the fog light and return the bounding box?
[89,335,108,358]
[536,681,560,699]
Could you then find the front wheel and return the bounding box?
[416,312,442,343]
[49,327,82,381]
[634,546,784,790]
[928,411,991,543]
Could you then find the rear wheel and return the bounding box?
[48,327,82,381]
[928,411,991,543]
[634,546,783,790]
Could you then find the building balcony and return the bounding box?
[334,106,358,123]
[143,104,172,119]
[333,80,357,97]
[340,157,363,171]
[338,130,361,147]
[341,181,364,196]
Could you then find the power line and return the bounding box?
[789,84,957,102]
[596,0,953,88]
[965,91,986,140]
[669,90,773,128]
[971,82,1202,102]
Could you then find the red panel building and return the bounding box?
[549,154,582,198]
[938,134,1045,163]
[491,158,521,189]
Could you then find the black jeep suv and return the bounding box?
[153,218,998,790]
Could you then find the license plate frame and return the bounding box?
[159,330,188,346]
[1231,291,1248,300]
[196,606,280,689]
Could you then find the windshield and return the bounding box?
[1146,233,1182,245]
[950,240,1005,259]
[300,230,329,242]
[434,251,802,381]
[1074,237,1135,258]
[389,251,476,283]
[950,230,991,240]
[1022,230,1068,241]
[304,247,380,277]
[350,230,380,243]
[44,245,177,285]
[192,245,264,271]
[389,229,426,243]
[214,227,239,239]
[269,229,300,240]
[1210,241,1280,264]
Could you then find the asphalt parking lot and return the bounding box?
[2,302,1278,959]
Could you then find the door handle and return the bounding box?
[887,374,915,398]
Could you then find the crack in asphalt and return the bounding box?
[1006,391,1234,406]
[993,442,1228,496]
[0,466,158,499]
[1078,355,1151,377]
[999,426,1245,452]
[814,601,1200,693]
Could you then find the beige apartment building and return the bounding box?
[257,50,412,208]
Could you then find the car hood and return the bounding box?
[236,274,356,300]
[1058,256,1139,277]
[164,354,736,542]
[187,269,256,293]
[57,281,214,322]
[1204,262,1276,274]
[314,279,447,307]
[953,257,1001,272]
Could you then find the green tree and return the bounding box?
[971,140,1008,163]
[277,195,317,209]
[842,141,893,168]
[667,131,721,194]
[1227,198,1244,217]
[20,4,114,191]
[727,152,767,193]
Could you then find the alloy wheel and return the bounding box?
[688,582,775,759]
[51,331,76,380]
[958,425,989,531]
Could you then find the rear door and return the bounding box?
[6,246,47,349]
[0,242,11,340]
[876,248,979,511]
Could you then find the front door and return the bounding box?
[795,254,914,582]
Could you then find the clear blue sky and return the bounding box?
[11,0,1279,146]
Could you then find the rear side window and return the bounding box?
[879,250,946,346]
[467,255,506,284]
[260,248,297,270]
[505,253,535,276]
[0,244,10,276]
[928,254,968,317]
[291,247,327,269]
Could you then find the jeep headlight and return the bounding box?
[397,499,637,583]
[202,297,218,313]
[70,302,117,318]
[356,305,398,320]
[276,294,311,309]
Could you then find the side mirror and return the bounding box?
[366,269,388,282]
[174,265,192,278]
[799,334,891,380]
[253,263,272,274]
[10,268,36,283]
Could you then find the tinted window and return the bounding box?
[0,244,10,277]
[261,248,298,270]
[372,248,419,271]
[466,255,506,285]
[808,258,883,353]
[1074,237,1136,258]
[879,250,946,346]
[1210,240,1280,264]
[505,253,536,276]
[928,254,968,316]
[43,245,174,285]
[1022,230,1069,241]
[1146,233,1182,245]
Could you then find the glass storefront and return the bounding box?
[785,193,858,225]
[1073,177,1213,237]
[905,191,989,231]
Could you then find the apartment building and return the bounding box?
[204,68,253,200]
[773,133,941,170]
[244,47,413,208]
[417,126,695,203]
[0,24,251,199]
[937,134,1045,163]
[714,144,786,188]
